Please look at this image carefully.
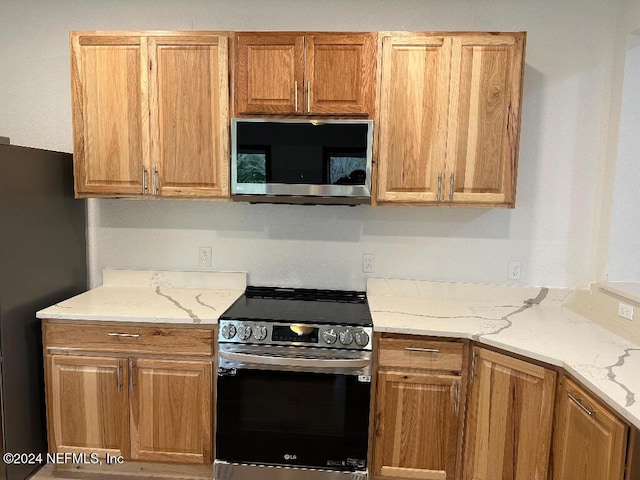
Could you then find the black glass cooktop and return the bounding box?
[220,286,373,326]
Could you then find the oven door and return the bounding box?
[216,345,371,472]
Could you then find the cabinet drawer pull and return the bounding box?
[107,333,140,338]
[437,172,443,202]
[405,347,439,354]
[294,81,298,112]
[116,363,122,393]
[307,82,311,113]
[568,393,595,416]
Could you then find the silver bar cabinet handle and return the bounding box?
[142,166,148,194]
[437,172,443,201]
[568,393,595,416]
[471,349,477,383]
[449,172,455,202]
[116,363,122,393]
[107,333,140,338]
[153,166,159,196]
[453,381,459,415]
[307,82,311,113]
[405,347,439,354]
[129,360,135,392]
[294,81,298,112]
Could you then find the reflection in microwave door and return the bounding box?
[237,146,269,183]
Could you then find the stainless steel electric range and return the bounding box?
[215,286,373,480]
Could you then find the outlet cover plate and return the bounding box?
[363,254,375,273]
[508,260,522,280]
[618,302,634,321]
[198,247,212,268]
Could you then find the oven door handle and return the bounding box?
[218,350,371,370]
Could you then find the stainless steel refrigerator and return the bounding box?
[0,142,87,479]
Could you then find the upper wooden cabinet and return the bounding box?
[71,35,147,196]
[71,31,230,198]
[235,33,304,115]
[376,35,452,204]
[235,32,376,117]
[552,377,627,480]
[464,347,556,480]
[376,32,525,207]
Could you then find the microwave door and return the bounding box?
[231,119,373,202]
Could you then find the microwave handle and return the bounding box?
[218,350,371,370]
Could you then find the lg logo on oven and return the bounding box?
[283,454,298,461]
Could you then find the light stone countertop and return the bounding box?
[367,278,640,431]
[36,269,247,325]
[36,271,640,430]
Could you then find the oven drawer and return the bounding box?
[43,320,214,356]
[378,337,464,372]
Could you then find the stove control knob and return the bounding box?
[354,330,370,347]
[237,324,253,341]
[253,325,268,341]
[221,324,237,340]
[339,329,353,346]
[323,328,338,345]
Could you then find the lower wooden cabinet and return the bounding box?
[131,358,212,463]
[372,336,466,480]
[371,337,639,480]
[374,371,462,479]
[463,347,556,480]
[46,355,130,457]
[43,320,215,464]
[552,377,627,480]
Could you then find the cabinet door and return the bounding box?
[46,355,129,457]
[464,348,556,480]
[236,33,304,114]
[305,33,376,115]
[445,34,525,206]
[130,358,212,464]
[149,35,229,198]
[376,35,452,203]
[553,377,627,480]
[71,34,149,196]
[373,371,462,480]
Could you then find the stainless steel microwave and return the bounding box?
[231,119,374,205]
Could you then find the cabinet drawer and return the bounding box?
[44,321,214,356]
[378,337,463,371]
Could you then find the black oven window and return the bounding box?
[238,374,346,438]
[325,149,367,185]
[237,146,269,183]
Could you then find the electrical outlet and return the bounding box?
[198,247,212,268]
[618,303,634,321]
[508,260,522,280]
[362,254,375,273]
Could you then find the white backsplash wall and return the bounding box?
[1,0,620,290]
[604,0,640,283]
[88,194,586,290]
